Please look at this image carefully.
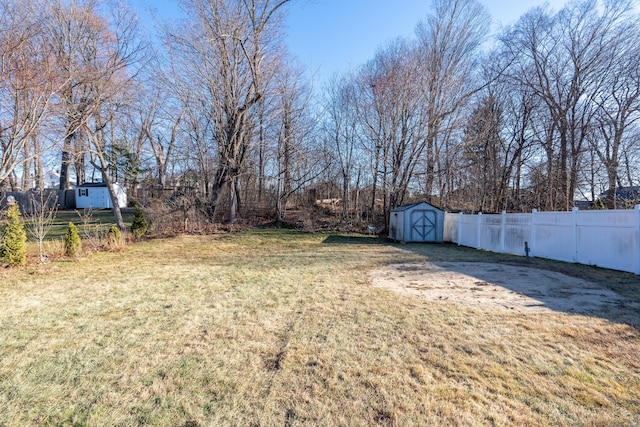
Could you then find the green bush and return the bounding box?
[1,204,27,266]
[107,225,122,247]
[64,222,82,258]
[131,206,148,239]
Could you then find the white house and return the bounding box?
[389,202,444,243]
[44,170,79,189]
[75,182,127,209]
[44,171,60,189]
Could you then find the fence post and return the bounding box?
[477,212,483,249]
[531,209,537,257]
[636,205,640,275]
[500,211,506,253]
[572,207,579,263]
[458,211,463,246]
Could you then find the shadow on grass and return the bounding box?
[321,234,385,245]
[324,234,640,327]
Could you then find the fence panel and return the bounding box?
[444,206,640,274]
[443,212,459,242]
[458,213,480,248]
[479,214,502,252]
[576,209,639,273]
[504,213,531,256]
[533,211,576,263]
[1,190,65,214]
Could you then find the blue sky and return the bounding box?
[286,0,571,82]
[132,0,571,83]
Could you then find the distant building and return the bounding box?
[44,170,79,189]
[44,171,60,189]
[599,186,640,207]
[573,200,594,210]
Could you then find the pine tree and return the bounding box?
[131,206,148,239]
[1,204,27,266]
[64,222,82,258]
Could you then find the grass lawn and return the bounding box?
[45,209,135,241]
[0,229,638,426]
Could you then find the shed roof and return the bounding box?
[390,201,442,212]
[77,182,108,188]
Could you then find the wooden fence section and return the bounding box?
[0,190,75,214]
[444,206,640,274]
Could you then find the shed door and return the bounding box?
[410,209,436,242]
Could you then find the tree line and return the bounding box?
[1,0,639,231]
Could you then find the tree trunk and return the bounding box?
[258,104,266,202]
[33,135,44,191]
[157,156,167,189]
[355,166,361,221]
[545,147,554,211]
[624,151,633,188]
[21,152,31,190]
[75,152,85,186]
[370,146,380,220]
[228,179,238,223]
[208,167,226,221]
[98,160,126,235]
[607,164,618,209]
[59,134,73,190]
[342,173,350,219]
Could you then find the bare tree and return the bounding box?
[24,190,58,263]
[590,11,640,208]
[46,0,103,190]
[415,0,490,200]
[0,0,59,188]
[456,50,541,213]
[462,94,504,212]
[139,71,186,194]
[80,1,146,233]
[323,72,361,219]
[499,0,635,210]
[358,38,429,227]
[620,129,640,190]
[271,60,318,224]
[173,0,291,223]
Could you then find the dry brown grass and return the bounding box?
[0,230,638,426]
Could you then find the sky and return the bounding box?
[131,0,572,84]
[285,0,571,83]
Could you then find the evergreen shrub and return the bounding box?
[131,206,148,239]
[64,222,82,258]
[1,204,27,266]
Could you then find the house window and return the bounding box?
[79,188,89,197]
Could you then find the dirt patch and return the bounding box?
[370,262,627,314]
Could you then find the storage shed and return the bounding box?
[75,182,127,209]
[389,202,444,243]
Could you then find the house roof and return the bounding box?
[599,186,640,202]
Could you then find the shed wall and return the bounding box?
[389,211,405,242]
[75,184,127,209]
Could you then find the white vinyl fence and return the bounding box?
[444,206,640,274]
